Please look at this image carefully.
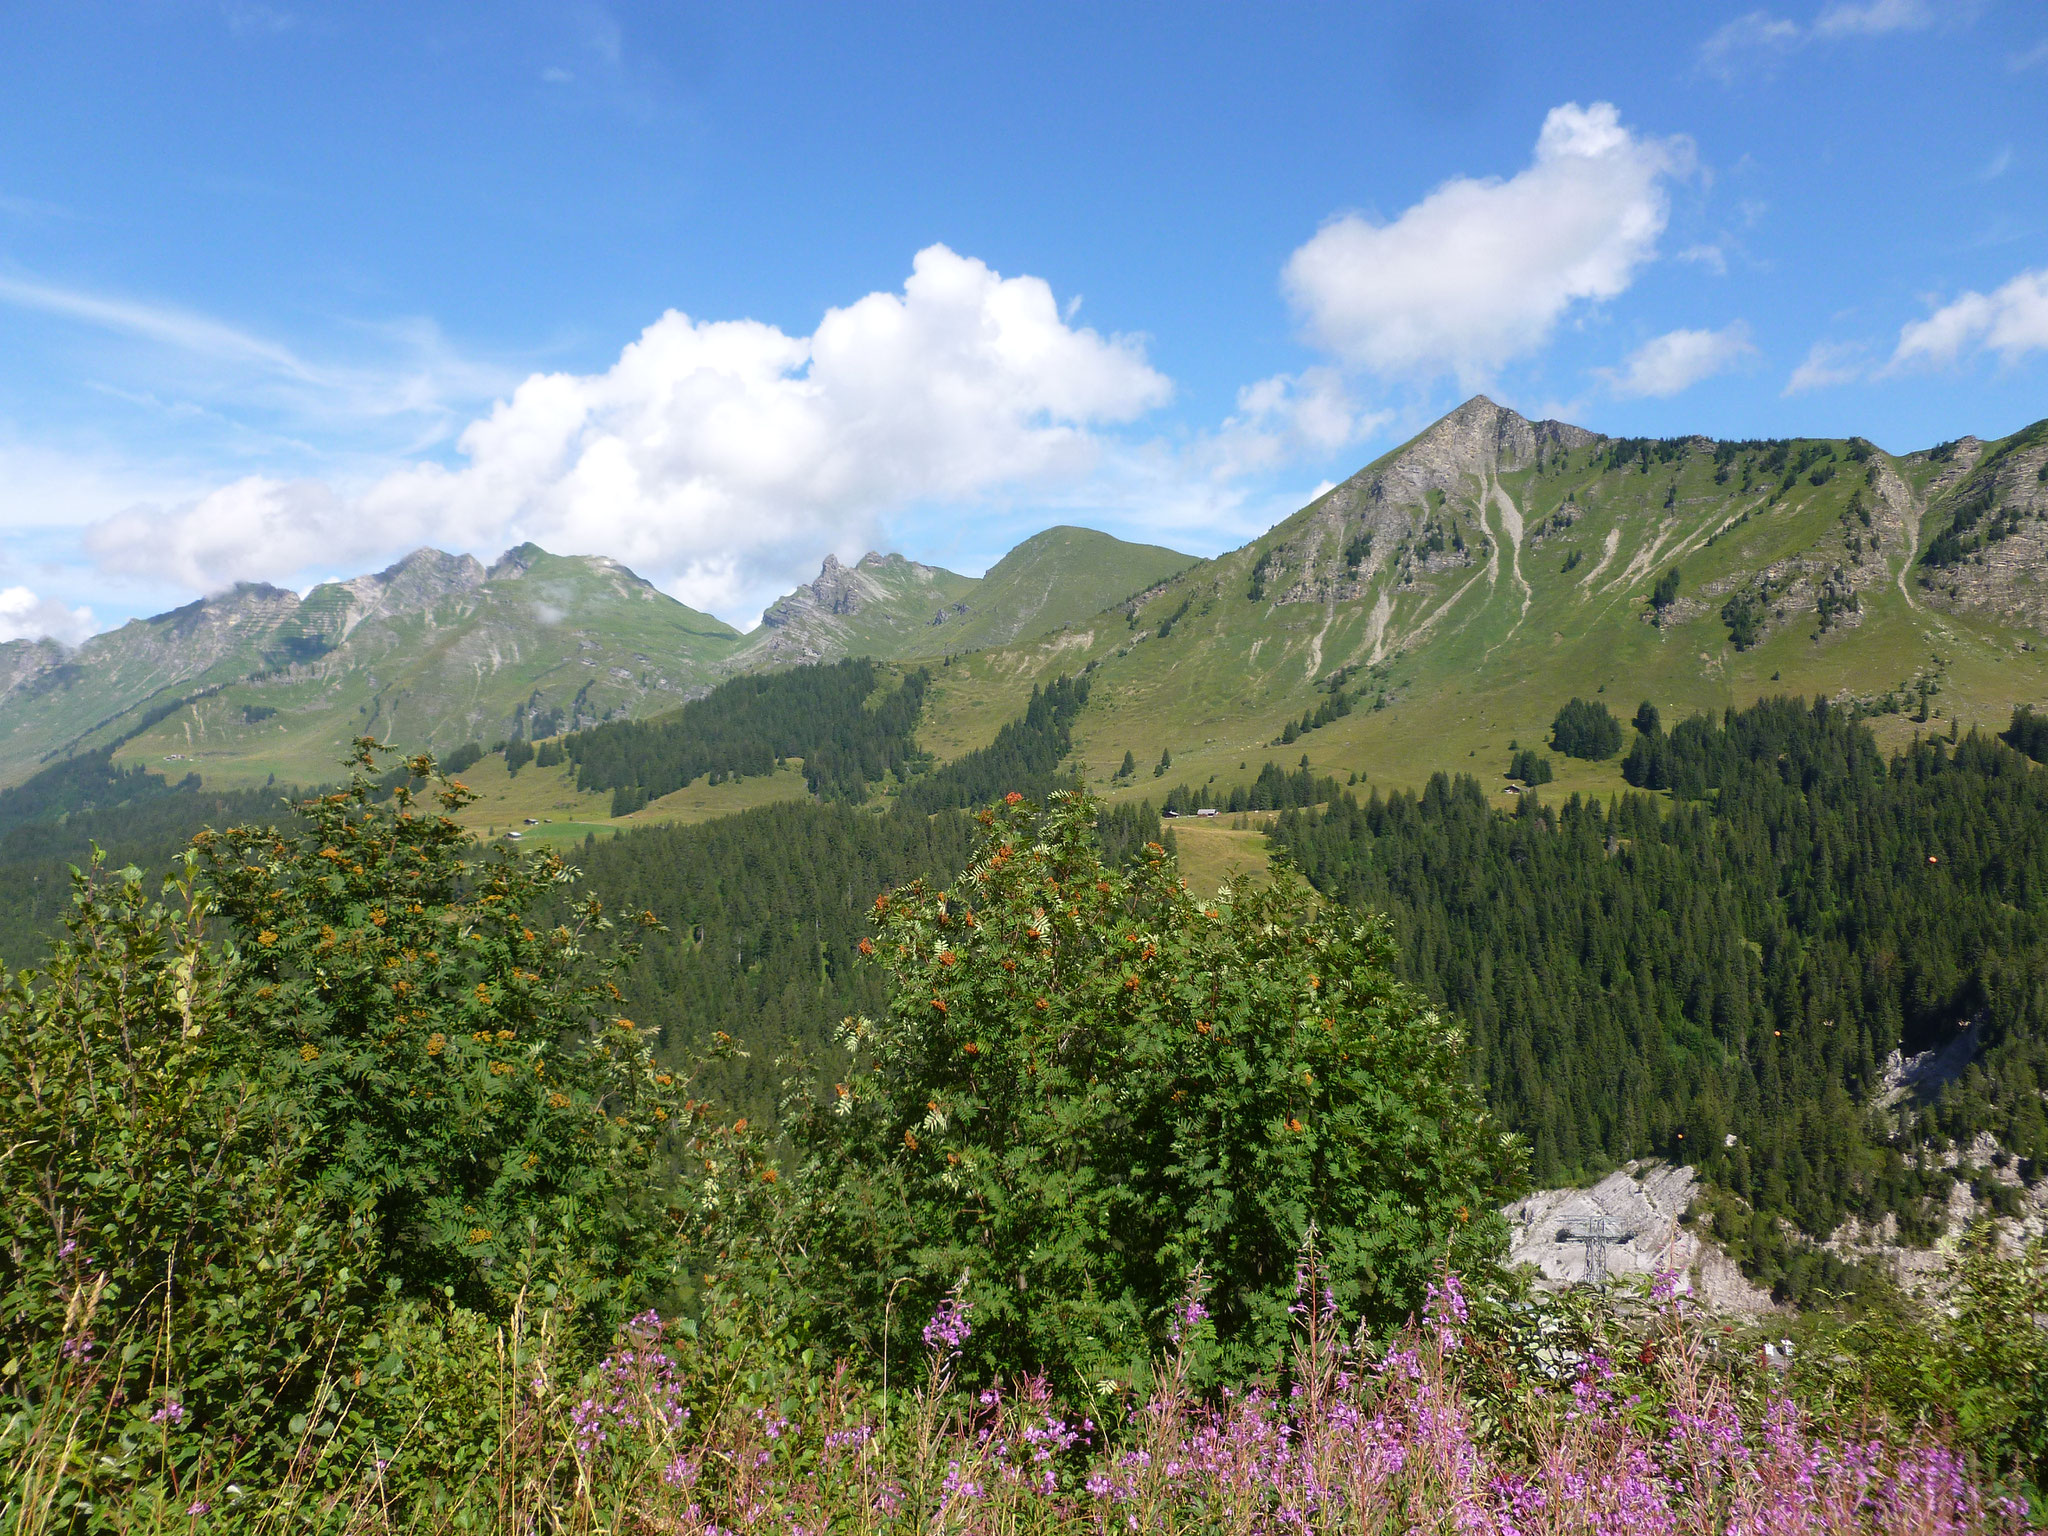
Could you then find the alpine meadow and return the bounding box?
[5,8,2048,1532]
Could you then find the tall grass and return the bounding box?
[8,1267,2036,1535]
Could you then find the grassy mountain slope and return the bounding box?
[0,582,303,780]
[0,545,744,789]
[917,526,1193,654]
[915,397,2048,809]
[726,529,1191,671]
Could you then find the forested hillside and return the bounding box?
[568,794,1166,1113]
[566,801,979,1108]
[896,673,1091,813]
[564,658,930,812]
[1270,700,2048,1298]
[0,762,297,964]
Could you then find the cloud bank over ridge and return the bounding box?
[86,246,1171,624]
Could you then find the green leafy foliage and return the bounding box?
[0,855,374,1511]
[0,779,299,967]
[779,791,1518,1390]
[1797,1226,2048,1497]
[194,742,688,1319]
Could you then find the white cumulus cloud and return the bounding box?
[1602,323,1756,398]
[1204,368,1388,479]
[1889,268,2048,371]
[0,586,95,646]
[85,245,1172,622]
[1281,102,1689,386]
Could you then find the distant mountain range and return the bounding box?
[2,396,2044,797]
[0,526,1190,788]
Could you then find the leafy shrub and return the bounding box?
[192,743,686,1324]
[1796,1225,2048,1500]
[779,791,1519,1392]
[1550,698,1623,760]
[0,854,374,1514]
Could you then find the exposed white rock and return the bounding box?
[1503,1160,1776,1316]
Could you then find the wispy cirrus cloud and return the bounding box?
[0,270,521,449]
[1699,0,1952,79]
[1784,339,1872,394]
[1888,267,2048,371]
[1811,0,1937,37]
[0,273,316,378]
[2010,36,2048,72]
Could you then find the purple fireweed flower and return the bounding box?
[150,1399,185,1425]
[923,1294,972,1356]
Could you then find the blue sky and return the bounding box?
[2,1,2044,639]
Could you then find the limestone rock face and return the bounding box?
[1258,396,1597,611]
[1916,428,2048,628]
[738,552,977,667]
[1503,1161,1775,1315]
[760,553,954,629]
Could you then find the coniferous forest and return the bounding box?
[565,658,932,811]
[1272,700,2048,1299]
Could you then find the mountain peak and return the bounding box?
[347,548,488,611]
[488,542,550,579]
[1418,396,1597,467]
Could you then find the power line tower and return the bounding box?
[1558,1213,1635,1285]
